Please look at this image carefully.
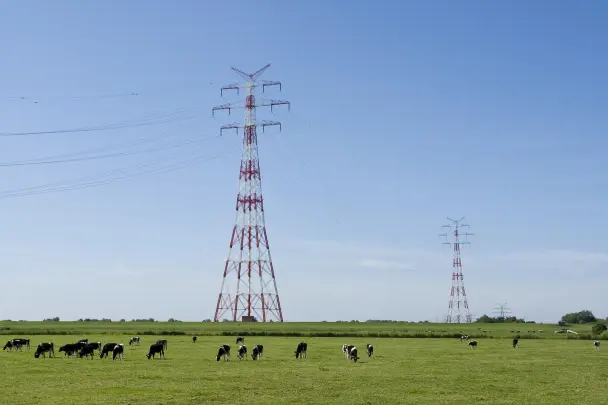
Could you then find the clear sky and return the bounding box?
[0,0,606,323]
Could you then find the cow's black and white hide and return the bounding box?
[366,344,374,357]
[252,344,264,360]
[156,339,168,351]
[512,337,519,349]
[113,344,124,361]
[594,341,600,351]
[348,346,360,362]
[2,340,13,351]
[147,343,165,359]
[236,336,244,345]
[295,342,307,359]
[100,342,119,358]
[34,342,54,358]
[78,344,96,359]
[237,345,248,360]
[460,335,470,342]
[216,345,231,361]
[129,336,140,346]
[468,340,478,349]
[59,343,80,357]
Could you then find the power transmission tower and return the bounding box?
[440,217,473,323]
[211,64,290,322]
[492,303,512,321]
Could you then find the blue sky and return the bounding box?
[0,1,606,323]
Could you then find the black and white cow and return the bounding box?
[2,340,13,351]
[100,342,119,359]
[348,346,360,362]
[237,345,248,360]
[79,344,96,359]
[113,344,124,360]
[342,344,354,359]
[87,342,101,352]
[468,340,478,349]
[147,343,165,359]
[594,341,600,351]
[295,342,307,359]
[156,339,168,351]
[192,336,197,343]
[10,338,30,351]
[236,336,244,345]
[59,343,80,357]
[460,335,470,342]
[251,344,264,360]
[512,337,519,349]
[366,344,374,357]
[34,342,54,358]
[129,336,140,346]
[216,345,231,361]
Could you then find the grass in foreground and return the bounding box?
[1,335,605,404]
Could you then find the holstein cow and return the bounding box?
[100,343,119,359]
[237,345,248,360]
[79,344,96,359]
[348,346,360,363]
[2,340,14,351]
[594,341,600,351]
[468,340,478,349]
[113,344,125,361]
[366,344,374,357]
[129,336,140,346]
[192,336,197,343]
[252,344,264,360]
[236,336,244,345]
[59,343,80,358]
[460,335,470,342]
[342,344,354,359]
[513,337,520,349]
[147,343,165,359]
[216,345,231,361]
[34,342,54,358]
[295,342,307,359]
[10,338,30,351]
[156,339,168,351]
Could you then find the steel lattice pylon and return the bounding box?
[211,64,290,322]
[440,217,473,323]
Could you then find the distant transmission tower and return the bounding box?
[440,217,473,323]
[211,64,290,322]
[492,303,512,321]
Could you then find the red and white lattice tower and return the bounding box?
[211,64,290,322]
[440,217,473,323]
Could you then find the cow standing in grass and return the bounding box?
[594,341,600,351]
[113,344,124,361]
[252,345,263,360]
[129,337,140,346]
[34,343,54,358]
[237,345,248,360]
[2,340,13,351]
[348,346,360,363]
[366,344,374,357]
[147,343,165,359]
[59,343,80,358]
[236,336,244,345]
[192,336,197,343]
[513,336,520,349]
[468,340,478,349]
[79,344,96,359]
[216,345,231,361]
[295,342,307,359]
[342,345,354,359]
[460,335,469,342]
[100,343,119,359]
[156,339,168,351]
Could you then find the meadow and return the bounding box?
[0,322,606,404]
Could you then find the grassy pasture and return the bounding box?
[1,333,605,405]
[0,320,599,340]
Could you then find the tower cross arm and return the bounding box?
[261,80,282,92]
[256,99,291,112]
[219,120,282,136]
[212,102,245,117]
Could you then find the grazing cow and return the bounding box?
[366,344,374,357]
[348,346,360,362]
[59,343,80,358]
[79,344,96,359]
[468,340,478,349]
[129,336,140,346]
[216,345,231,361]
[236,336,244,345]
[343,344,355,359]
[10,338,30,351]
[513,337,519,349]
[146,343,165,359]
[100,343,119,359]
[295,342,307,359]
[113,344,124,360]
[252,344,264,360]
[34,342,54,358]
[156,339,168,351]
[460,335,470,342]
[237,345,248,360]
[2,340,13,351]
[192,336,197,343]
[594,341,600,351]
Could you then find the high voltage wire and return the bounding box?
[0,104,205,136]
[0,145,234,199]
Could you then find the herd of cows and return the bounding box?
[2,334,601,362]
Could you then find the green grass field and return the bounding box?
[0,323,605,404]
